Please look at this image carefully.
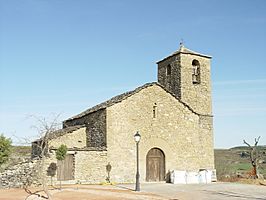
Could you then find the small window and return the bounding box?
[166,64,171,76]
[192,59,200,84]
[153,103,157,118]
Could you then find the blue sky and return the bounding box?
[0,0,265,148]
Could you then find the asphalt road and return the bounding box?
[118,182,266,200]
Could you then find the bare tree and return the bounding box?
[243,136,261,179]
[24,114,61,200]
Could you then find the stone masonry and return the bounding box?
[0,158,41,188]
[157,45,212,115]
[28,44,215,185]
[106,84,214,183]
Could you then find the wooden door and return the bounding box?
[146,148,165,181]
[57,154,74,181]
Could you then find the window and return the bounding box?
[153,103,157,118]
[166,64,171,76]
[192,59,200,84]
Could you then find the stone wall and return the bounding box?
[34,84,214,184]
[0,158,40,188]
[106,84,215,183]
[196,115,214,169]
[74,150,107,183]
[39,150,107,185]
[180,54,212,115]
[158,55,181,99]
[0,150,108,188]
[63,109,107,148]
[49,127,87,149]
[157,52,212,116]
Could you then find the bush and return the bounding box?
[55,144,67,161]
[0,134,12,165]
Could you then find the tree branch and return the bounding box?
[254,136,261,146]
[243,139,251,148]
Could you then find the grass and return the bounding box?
[215,146,266,180]
[230,163,251,171]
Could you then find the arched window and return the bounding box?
[166,64,171,76]
[192,59,200,84]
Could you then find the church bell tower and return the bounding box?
[157,44,212,115]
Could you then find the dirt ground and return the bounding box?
[0,185,166,200]
[1,182,266,200]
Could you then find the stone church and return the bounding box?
[32,44,215,184]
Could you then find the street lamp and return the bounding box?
[134,131,141,191]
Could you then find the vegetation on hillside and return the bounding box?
[215,146,266,181]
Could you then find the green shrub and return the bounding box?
[55,144,67,161]
[0,134,12,165]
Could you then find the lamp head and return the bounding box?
[134,131,141,143]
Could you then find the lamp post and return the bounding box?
[134,131,141,191]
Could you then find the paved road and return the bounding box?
[118,182,266,200]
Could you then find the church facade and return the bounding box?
[32,45,215,184]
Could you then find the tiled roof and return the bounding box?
[32,125,85,142]
[49,125,85,138]
[65,82,212,122]
[157,45,212,64]
[65,82,159,121]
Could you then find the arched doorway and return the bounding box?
[146,148,165,182]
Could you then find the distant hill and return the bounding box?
[214,146,266,180]
[229,145,266,151]
[11,145,31,156]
